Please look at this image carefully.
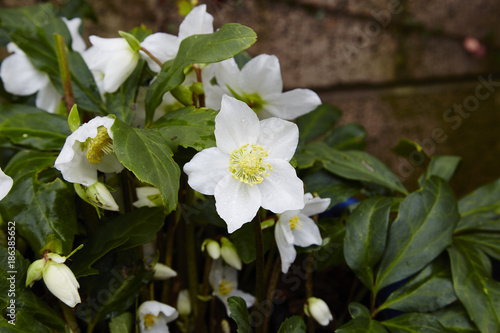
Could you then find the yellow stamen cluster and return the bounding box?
[229,144,272,186]
[289,216,300,230]
[143,313,158,330]
[219,279,233,296]
[86,127,114,164]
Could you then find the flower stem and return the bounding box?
[54,33,75,114]
[194,255,213,333]
[253,214,265,333]
[185,216,199,318]
[140,46,163,68]
[262,256,281,333]
[60,302,80,333]
[305,251,315,332]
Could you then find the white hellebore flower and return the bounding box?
[0,167,13,201]
[209,259,255,316]
[304,297,333,326]
[83,35,140,93]
[42,253,81,308]
[204,54,321,120]
[184,95,304,233]
[140,4,214,73]
[275,193,330,273]
[0,17,86,113]
[54,116,123,186]
[138,300,178,333]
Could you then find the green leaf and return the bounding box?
[455,232,500,261]
[433,303,480,333]
[145,23,257,125]
[0,247,67,332]
[109,312,133,333]
[57,0,97,21]
[230,220,273,264]
[316,219,346,270]
[119,30,141,51]
[419,155,461,185]
[70,207,164,277]
[391,138,430,165]
[296,103,342,144]
[456,178,500,232]
[324,123,367,151]
[302,169,360,208]
[152,106,217,151]
[277,316,306,333]
[382,313,445,332]
[375,177,459,291]
[349,302,371,318]
[76,253,154,324]
[301,142,408,195]
[228,296,252,333]
[112,119,180,213]
[68,104,81,132]
[0,151,77,254]
[336,317,388,333]
[105,60,147,124]
[0,112,71,150]
[447,238,500,332]
[344,197,392,290]
[378,257,456,312]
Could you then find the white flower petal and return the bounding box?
[240,54,283,97]
[36,82,62,113]
[209,58,241,96]
[214,95,261,154]
[257,117,298,161]
[208,258,224,289]
[275,217,297,273]
[258,159,304,214]
[292,214,322,248]
[178,5,214,40]
[43,262,80,308]
[102,50,139,92]
[0,168,13,201]
[230,289,255,309]
[1,51,49,95]
[184,147,229,195]
[140,32,179,72]
[265,89,321,120]
[214,175,261,233]
[62,17,86,52]
[301,194,331,217]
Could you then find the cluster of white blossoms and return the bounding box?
[1,4,334,330]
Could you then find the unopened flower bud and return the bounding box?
[43,261,81,308]
[153,263,177,280]
[85,181,119,211]
[220,237,242,270]
[202,239,221,260]
[26,259,45,287]
[304,297,333,326]
[177,289,191,317]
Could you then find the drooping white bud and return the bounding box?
[42,261,81,308]
[220,237,242,270]
[304,297,333,327]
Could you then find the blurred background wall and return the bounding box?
[2,0,500,197]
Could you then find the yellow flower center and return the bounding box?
[219,279,233,296]
[86,126,114,164]
[143,313,158,330]
[289,216,300,230]
[229,144,272,186]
